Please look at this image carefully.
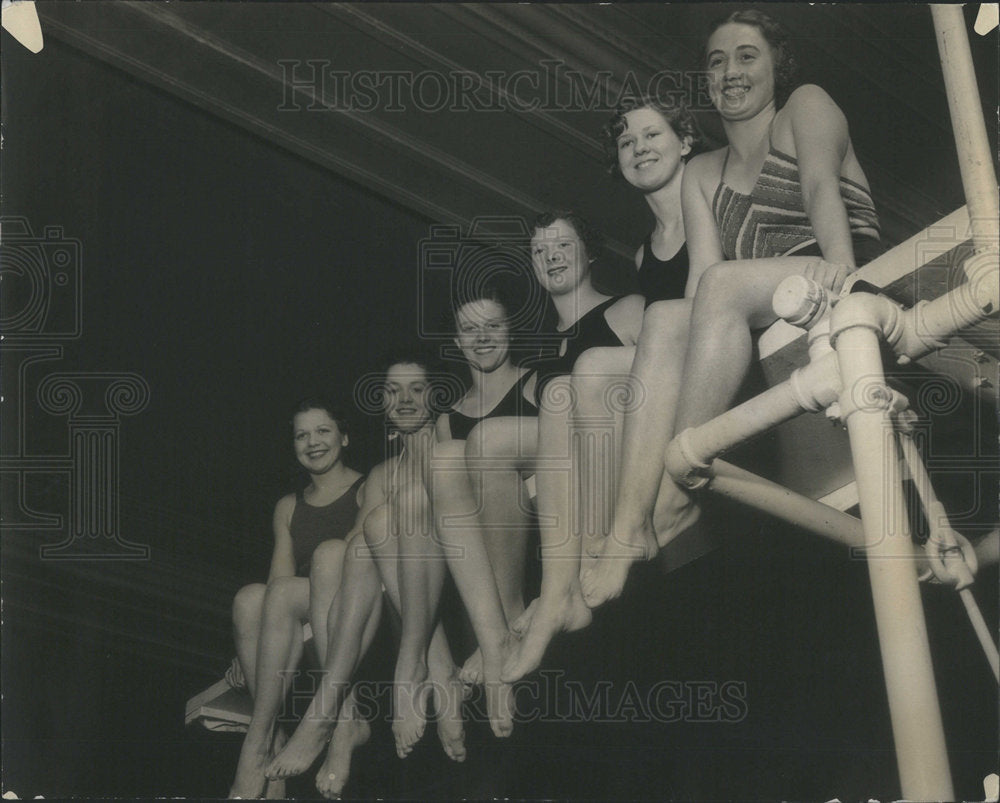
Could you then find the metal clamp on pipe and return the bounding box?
[663,428,713,490]
[773,274,830,329]
[773,274,836,360]
[962,247,1000,313]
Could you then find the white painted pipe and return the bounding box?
[665,350,843,489]
[930,5,1000,268]
[707,459,864,549]
[834,308,953,800]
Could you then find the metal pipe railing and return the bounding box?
[930,5,1000,272]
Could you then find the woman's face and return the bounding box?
[706,22,777,121]
[293,409,347,474]
[383,362,432,433]
[530,218,591,297]
[454,298,511,374]
[616,107,691,192]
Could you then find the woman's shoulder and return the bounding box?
[780,84,844,123]
[686,148,728,189]
[274,492,297,522]
[775,85,848,152]
[606,293,645,342]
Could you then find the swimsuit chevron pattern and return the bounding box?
[712,146,880,261]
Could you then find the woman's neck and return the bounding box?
[644,163,685,240]
[308,459,355,497]
[468,359,522,400]
[722,104,777,161]
[398,421,435,460]
[550,280,609,331]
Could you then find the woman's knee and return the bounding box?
[363,505,389,549]
[694,262,745,308]
[572,348,630,418]
[232,582,266,629]
[310,539,347,584]
[262,575,305,617]
[642,300,690,345]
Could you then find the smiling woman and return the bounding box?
[228,398,364,798]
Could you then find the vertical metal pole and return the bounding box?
[930,5,1000,259]
[836,327,954,800]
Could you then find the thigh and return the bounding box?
[572,346,635,421]
[698,257,814,329]
[466,416,538,472]
[264,575,311,620]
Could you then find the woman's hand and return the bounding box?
[225,656,247,689]
[804,258,853,295]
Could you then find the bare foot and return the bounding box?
[263,777,285,800]
[458,648,483,686]
[509,598,537,637]
[501,588,591,683]
[265,707,334,781]
[651,482,701,549]
[430,670,467,762]
[315,716,370,799]
[393,662,430,758]
[230,728,273,799]
[263,729,288,799]
[481,636,515,739]
[580,514,658,608]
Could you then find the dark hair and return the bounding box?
[291,397,350,437]
[378,348,434,379]
[378,348,461,420]
[449,278,512,334]
[531,210,604,265]
[603,96,701,179]
[706,10,800,109]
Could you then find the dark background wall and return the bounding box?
[1,9,997,801]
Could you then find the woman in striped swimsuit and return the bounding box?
[660,9,882,532]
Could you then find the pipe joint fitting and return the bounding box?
[664,428,713,490]
[829,291,899,350]
[773,274,830,329]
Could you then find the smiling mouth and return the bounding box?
[722,85,749,99]
[306,449,328,458]
[635,158,658,169]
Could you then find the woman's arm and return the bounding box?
[787,85,857,279]
[681,155,726,297]
[346,463,387,541]
[606,293,646,345]
[267,493,297,582]
[435,413,453,443]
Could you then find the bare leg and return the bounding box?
[364,498,465,760]
[314,689,371,799]
[426,624,467,763]
[673,258,812,430]
[390,478,445,756]
[430,440,514,738]
[569,346,633,580]
[230,577,309,799]
[232,583,267,693]
[265,531,383,781]
[503,377,593,683]
[459,416,538,685]
[466,419,535,623]
[583,300,696,606]
[309,539,348,665]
